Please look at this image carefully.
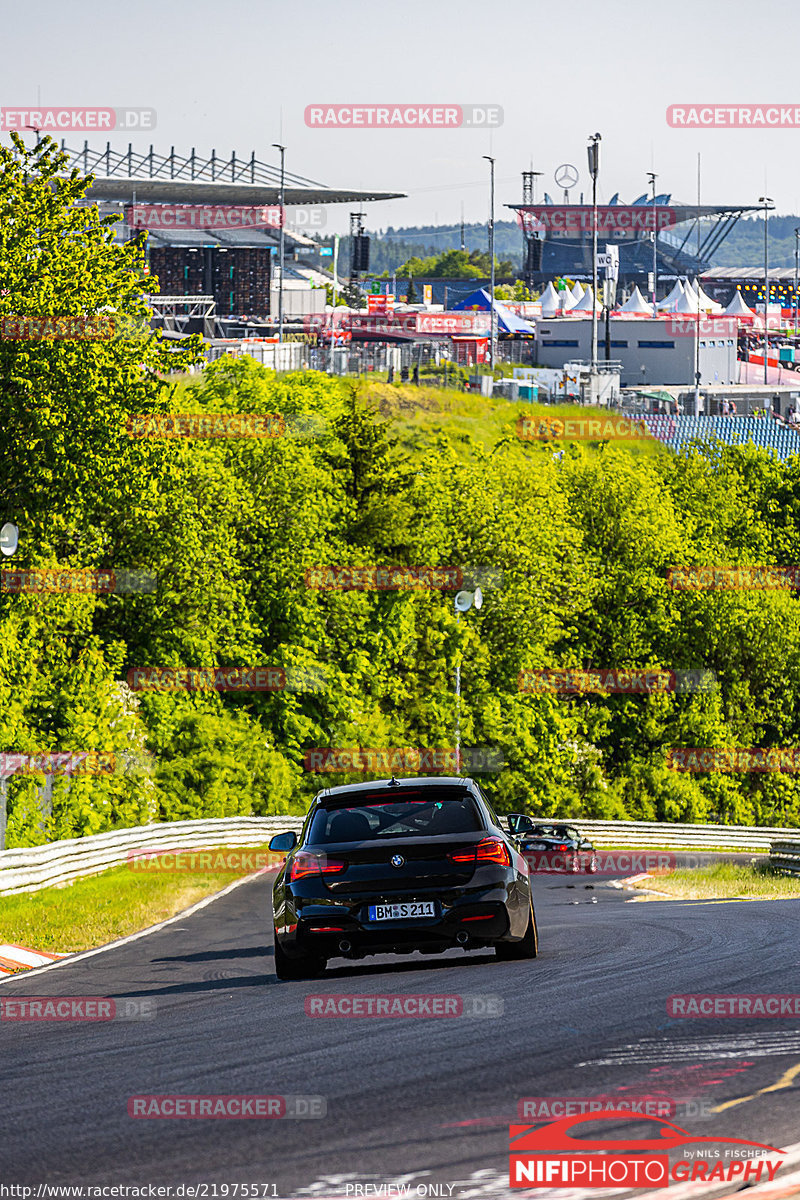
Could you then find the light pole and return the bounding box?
[588,134,602,372]
[794,227,800,336]
[647,171,658,317]
[0,521,19,851]
[454,588,483,773]
[272,143,286,346]
[759,196,774,385]
[483,155,496,375]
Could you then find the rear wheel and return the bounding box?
[273,933,327,981]
[495,900,538,961]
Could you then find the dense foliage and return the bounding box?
[4,138,800,847]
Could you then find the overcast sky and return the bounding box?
[2,0,799,235]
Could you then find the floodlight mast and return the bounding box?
[588,134,602,373]
[453,589,482,773]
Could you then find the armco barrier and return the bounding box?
[769,840,800,876]
[0,816,305,896]
[549,818,798,853]
[1,814,797,897]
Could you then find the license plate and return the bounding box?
[368,902,436,921]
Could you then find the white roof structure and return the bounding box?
[657,280,685,311]
[618,285,652,314]
[672,289,701,314]
[571,281,585,301]
[695,283,723,312]
[539,281,561,316]
[560,287,577,311]
[722,290,756,316]
[571,285,602,314]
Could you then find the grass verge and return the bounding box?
[631,861,800,901]
[0,844,275,956]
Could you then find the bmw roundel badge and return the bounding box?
[390,854,405,868]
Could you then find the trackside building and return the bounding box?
[533,317,738,387]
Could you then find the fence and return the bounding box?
[0,816,305,896]
[769,840,800,876]
[2,814,798,896]
[549,818,797,852]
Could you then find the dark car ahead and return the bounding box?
[268,776,538,980]
[506,815,598,874]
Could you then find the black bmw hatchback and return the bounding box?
[268,775,538,980]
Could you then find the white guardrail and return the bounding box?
[551,818,799,852]
[0,816,305,896]
[769,840,800,876]
[1,814,798,896]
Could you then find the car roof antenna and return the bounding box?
[388,775,401,787]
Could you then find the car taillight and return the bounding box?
[289,852,346,881]
[475,837,511,865]
[556,843,568,851]
[450,837,510,867]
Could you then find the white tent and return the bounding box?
[722,290,756,317]
[571,281,585,301]
[657,280,685,311]
[695,283,723,313]
[559,288,578,311]
[618,285,652,315]
[571,285,602,314]
[672,289,701,314]
[539,281,561,317]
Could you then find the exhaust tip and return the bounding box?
[338,939,352,953]
[456,931,469,945]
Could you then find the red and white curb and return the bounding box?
[0,943,65,974]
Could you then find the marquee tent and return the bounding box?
[618,285,652,315]
[571,285,602,315]
[452,288,536,334]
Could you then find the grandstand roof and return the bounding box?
[59,142,405,206]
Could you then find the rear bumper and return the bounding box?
[274,877,527,959]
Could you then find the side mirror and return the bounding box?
[269,831,298,852]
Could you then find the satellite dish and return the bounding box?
[454,590,473,613]
[473,588,483,610]
[0,523,19,556]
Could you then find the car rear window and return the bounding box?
[307,789,483,844]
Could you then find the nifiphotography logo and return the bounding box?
[508,1112,784,1189]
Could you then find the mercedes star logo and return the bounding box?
[390,854,405,868]
[554,163,580,189]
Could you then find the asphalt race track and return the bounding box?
[2,860,800,1198]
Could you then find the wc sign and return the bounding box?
[595,245,619,279]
